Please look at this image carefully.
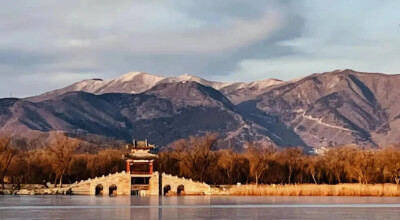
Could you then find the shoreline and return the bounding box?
[2,183,400,197]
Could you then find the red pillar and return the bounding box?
[126,161,130,173]
[149,162,153,174]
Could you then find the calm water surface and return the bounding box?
[1,196,400,219]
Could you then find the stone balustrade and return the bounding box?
[67,171,210,196]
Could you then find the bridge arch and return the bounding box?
[68,171,210,196]
[95,184,103,196]
[163,185,171,196]
[177,185,184,195]
[109,184,117,196]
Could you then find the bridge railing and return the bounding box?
[160,172,209,187]
[70,171,129,187]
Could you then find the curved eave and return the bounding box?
[124,153,158,160]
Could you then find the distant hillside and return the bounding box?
[2,69,400,150]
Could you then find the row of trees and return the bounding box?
[157,134,400,185]
[0,133,125,189]
[2,132,400,188]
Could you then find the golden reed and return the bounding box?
[228,184,400,196]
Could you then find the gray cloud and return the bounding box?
[229,0,400,81]
[0,0,299,97]
[5,1,397,98]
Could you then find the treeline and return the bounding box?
[0,133,125,189]
[2,133,400,189]
[157,134,400,185]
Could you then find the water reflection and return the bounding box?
[1,196,400,219]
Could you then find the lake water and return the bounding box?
[1,196,400,219]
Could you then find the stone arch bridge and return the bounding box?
[159,173,210,196]
[67,171,210,196]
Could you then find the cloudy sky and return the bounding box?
[1,0,400,98]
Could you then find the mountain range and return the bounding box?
[1,69,400,150]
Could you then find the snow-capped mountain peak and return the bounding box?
[29,71,285,103]
[116,71,164,83]
[177,73,200,81]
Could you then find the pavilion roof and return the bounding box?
[125,152,158,160]
[126,139,155,149]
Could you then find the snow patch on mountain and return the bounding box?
[71,79,110,91]
[158,73,234,90]
[28,71,285,103]
[116,72,164,83]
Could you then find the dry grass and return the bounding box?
[228,184,400,196]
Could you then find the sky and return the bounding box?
[1,0,400,98]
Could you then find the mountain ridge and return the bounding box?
[2,69,400,150]
[26,71,283,103]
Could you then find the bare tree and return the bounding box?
[281,148,303,184]
[379,147,400,184]
[304,155,319,184]
[246,142,274,185]
[0,136,18,189]
[48,132,79,188]
[171,133,218,182]
[347,148,375,184]
[217,148,237,184]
